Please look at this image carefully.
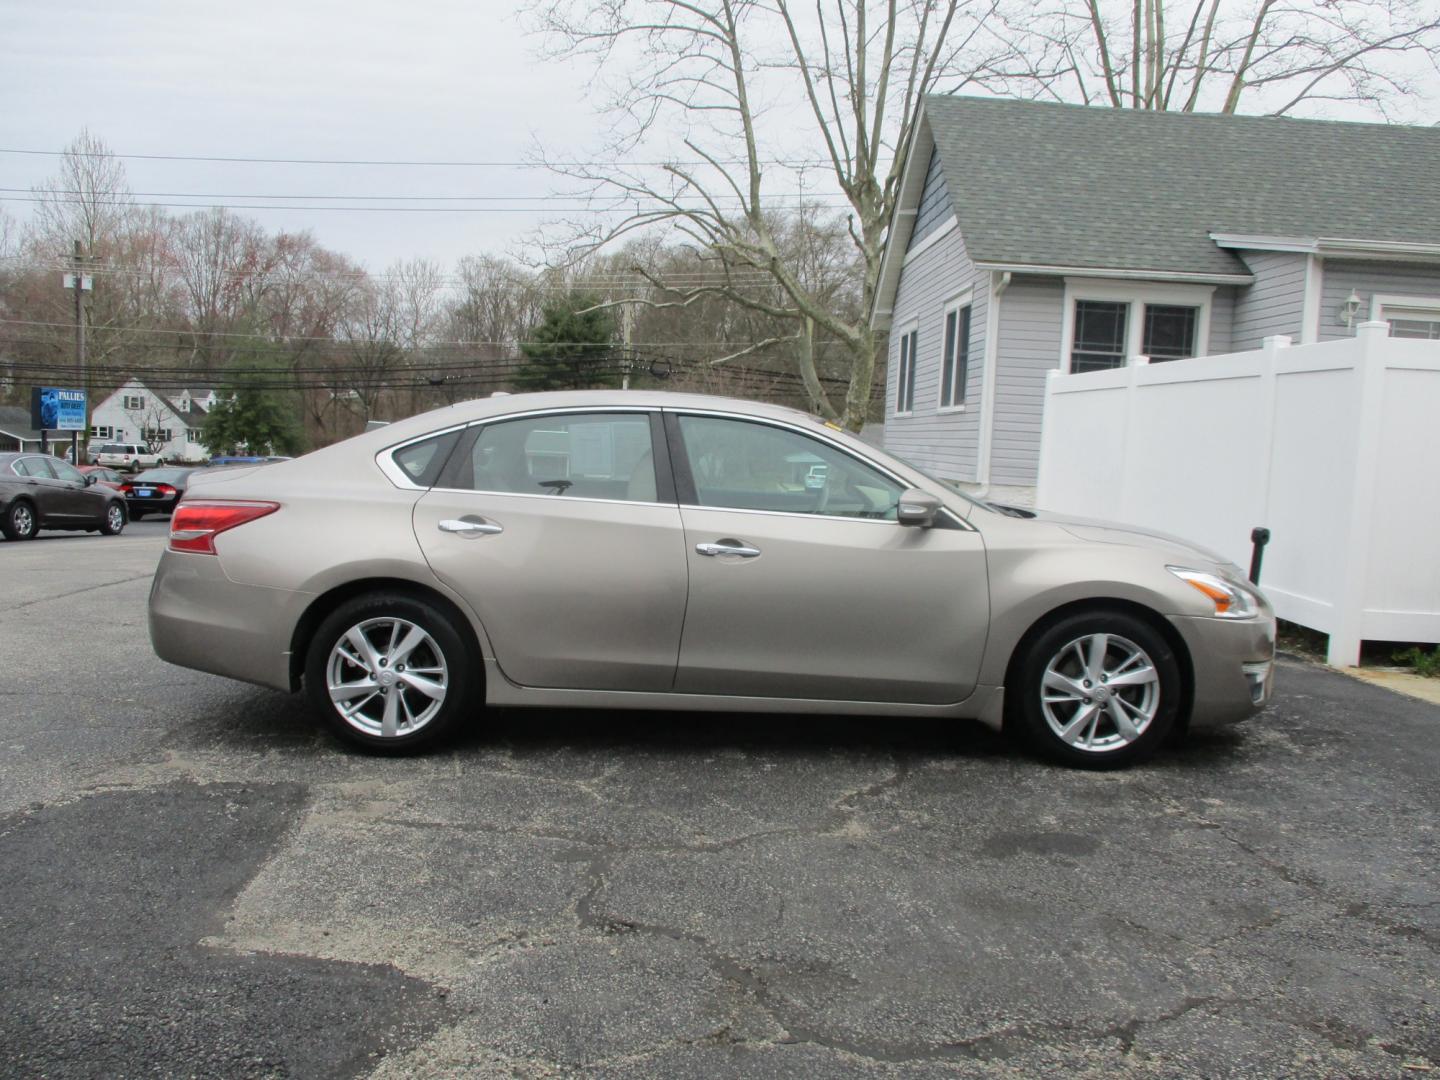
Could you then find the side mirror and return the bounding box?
[84,473,97,486]
[897,488,941,528]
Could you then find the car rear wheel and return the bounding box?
[304,593,476,753]
[3,499,38,541]
[1009,609,1181,769]
[100,502,126,536]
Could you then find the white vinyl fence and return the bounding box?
[1035,321,1440,666]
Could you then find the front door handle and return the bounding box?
[695,539,761,558]
[438,516,503,538]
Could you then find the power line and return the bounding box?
[1,187,850,204]
[0,195,850,214]
[0,317,849,349]
[0,147,835,168]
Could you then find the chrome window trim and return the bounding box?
[668,407,974,531]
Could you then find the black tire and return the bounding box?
[1008,608,1182,769]
[100,501,126,536]
[2,499,38,541]
[128,460,140,473]
[304,591,477,754]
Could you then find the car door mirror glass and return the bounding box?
[84,473,96,486]
[897,489,940,528]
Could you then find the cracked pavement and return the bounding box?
[2,523,1437,1077]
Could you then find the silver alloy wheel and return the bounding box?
[1040,632,1161,753]
[106,504,124,532]
[12,503,35,538]
[325,617,450,739]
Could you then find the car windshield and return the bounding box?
[131,468,191,483]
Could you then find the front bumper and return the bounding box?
[149,549,308,692]
[1170,613,1277,728]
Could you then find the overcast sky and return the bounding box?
[0,0,618,270]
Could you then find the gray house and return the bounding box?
[872,96,1440,502]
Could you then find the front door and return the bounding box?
[412,410,688,692]
[667,412,990,705]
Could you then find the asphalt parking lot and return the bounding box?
[2,524,1437,1078]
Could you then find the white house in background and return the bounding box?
[90,380,216,463]
[872,96,1440,504]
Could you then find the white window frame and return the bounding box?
[90,425,113,440]
[1370,293,1440,335]
[122,394,145,410]
[938,289,974,413]
[893,321,918,416]
[1060,279,1214,373]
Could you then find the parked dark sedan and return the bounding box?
[119,467,197,519]
[0,452,128,540]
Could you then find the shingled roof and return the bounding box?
[874,96,1440,324]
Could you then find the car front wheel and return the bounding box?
[304,592,476,753]
[1009,609,1181,768]
[3,499,38,541]
[100,502,126,535]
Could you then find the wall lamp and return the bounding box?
[1339,290,1364,328]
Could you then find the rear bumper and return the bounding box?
[148,549,308,692]
[1170,613,1277,728]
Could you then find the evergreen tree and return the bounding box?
[203,342,306,457]
[517,293,617,391]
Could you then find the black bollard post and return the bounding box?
[1249,527,1271,585]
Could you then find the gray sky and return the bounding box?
[0,0,606,270]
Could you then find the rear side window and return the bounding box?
[391,429,461,488]
[16,457,58,479]
[442,413,658,502]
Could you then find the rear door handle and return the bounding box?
[695,539,761,558]
[438,516,503,537]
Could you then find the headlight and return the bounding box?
[1167,566,1260,619]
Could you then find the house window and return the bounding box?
[1064,281,1214,373]
[90,425,113,440]
[1072,300,1128,372]
[1142,305,1199,361]
[123,394,145,410]
[146,428,173,443]
[1372,296,1440,340]
[895,328,917,414]
[940,301,972,409]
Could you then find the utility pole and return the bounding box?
[620,299,634,390]
[63,241,92,463]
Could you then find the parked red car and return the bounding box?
[77,465,126,490]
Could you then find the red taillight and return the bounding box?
[169,500,280,555]
[154,484,176,496]
[119,483,133,494]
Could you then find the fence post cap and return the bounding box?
[1261,334,1292,349]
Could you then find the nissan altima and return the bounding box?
[148,391,1274,766]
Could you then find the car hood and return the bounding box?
[996,505,1239,573]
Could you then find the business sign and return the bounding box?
[30,387,88,432]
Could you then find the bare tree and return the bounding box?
[529,0,995,430]
[966,0,1440,117]
[28,129,135,258]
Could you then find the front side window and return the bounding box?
[1143,304,1199,361]
[677,415,903,520]
[446,413,657,502]
[53,460,85,483]
[895,328,917,414]
[940,304,972,408]
[1072,300,1129,372]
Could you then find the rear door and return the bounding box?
[412,409,689,692]
[666,411,990,705]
